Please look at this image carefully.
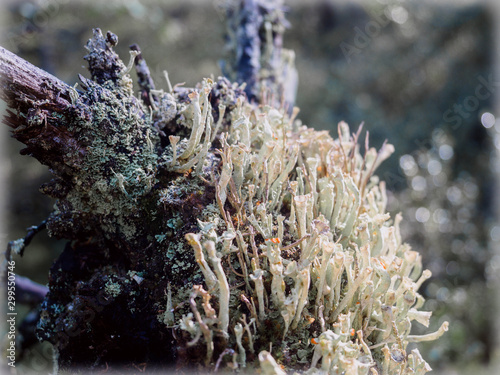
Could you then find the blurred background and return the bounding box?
[0,0,499,374]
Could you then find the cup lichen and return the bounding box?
[3,22,448,373]
[169,78,449,373]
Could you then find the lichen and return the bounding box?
[104,280,122,298]
[171,86,449,373]
[10,27,448,373]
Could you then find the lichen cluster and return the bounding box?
[5,27,447,373]
[36,29,160,243]
[162,79,449,373]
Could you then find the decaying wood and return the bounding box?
[0,45,73,111]
[0,45,79,171]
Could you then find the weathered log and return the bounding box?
[0,45,73,111]
[0,45,79,173]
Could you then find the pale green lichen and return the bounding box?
[7,238,25,255]
[160,77,450,373]
[104,280,122,298]
[46,47,159,243]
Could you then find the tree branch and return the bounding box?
[222,0,297,109]
[0,44,87,180]
[0,45,73,127]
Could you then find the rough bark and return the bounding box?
[222,0,297,109]
[0,45,76,171]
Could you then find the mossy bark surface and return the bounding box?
[1,29,247,372]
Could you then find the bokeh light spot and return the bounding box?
[490,226,500,242]
[480,112,495,128]
[391,6,409,24]
[412,175,427,191]
[427,159,442,175]
[446,186,462,205]
[400,154,418,176]
[438,144,454,160]
[416,207,430,223]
